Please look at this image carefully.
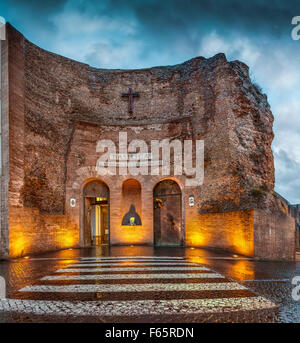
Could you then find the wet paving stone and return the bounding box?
[0,246,299,323]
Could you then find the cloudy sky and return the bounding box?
[1,0,300,203]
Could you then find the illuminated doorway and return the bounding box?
[90,200,109,245]
[83,181,110,246]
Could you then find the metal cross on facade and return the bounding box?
[121,88,140,114]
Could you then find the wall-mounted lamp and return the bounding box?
[70,198,76,207]
[188,196,195,207]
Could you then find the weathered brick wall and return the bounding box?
[0,37,9,258]
[5,25,25,210]
[185,208,254,256]
[16,21,275,216]
[1,25,25,258]
[2,24,295,260]
[185,206,295,260]
[2,25,80,258]
[65,122,189,246]
[254,209,295,260]
[9,206,79,258]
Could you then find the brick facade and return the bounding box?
[0,24,296,260]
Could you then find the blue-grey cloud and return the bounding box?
[1,0,299,203]
[274,149,300,204]
[5,0,300,35]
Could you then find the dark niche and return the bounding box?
[122,204,142,226]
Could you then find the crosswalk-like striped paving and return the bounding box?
[0,256,277,321]
[41,273,225,280]
[55,266,210,273]
[67,262,201,266]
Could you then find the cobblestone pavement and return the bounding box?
[0,246,299,323]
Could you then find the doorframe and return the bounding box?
[80,179,110,247]
[152,178,185,247]
[100,203,109,245]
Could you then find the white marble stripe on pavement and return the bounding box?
[41,272,225,281]
[67,262,200,267]
[243,279,290,282]
[73,259,191,264]
[188,257,252,260]
[0,296,277,316]
[19,282,247,293]
[80,256,185,260]
[55,266,209,273]
[15,256,252,262]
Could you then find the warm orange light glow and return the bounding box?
[185,224,210,247]
[55,228,78,249]
[188,256,208,265]
[187,255,255,281]
[185,209,254,257]
[9,207,79,258]
[10,227,78,258]
[117,226,149,244]
[9,230,32,258]
[227,260,255,281]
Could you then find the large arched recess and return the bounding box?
[153,179,183,246]
[121,179,142,226]
[82,180,110,246]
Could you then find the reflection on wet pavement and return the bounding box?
[0,246,299,322]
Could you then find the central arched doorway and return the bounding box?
[83,180,110,246]
[153,179,183,246]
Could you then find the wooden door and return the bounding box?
[154,180,182,246]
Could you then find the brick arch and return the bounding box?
[152,176,184,192]
[71,166,115,192]
[83,179,110,198]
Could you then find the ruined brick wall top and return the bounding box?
[6,24,276,214]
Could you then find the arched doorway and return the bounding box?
[153,179,183,246]
[83,180,110,246]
